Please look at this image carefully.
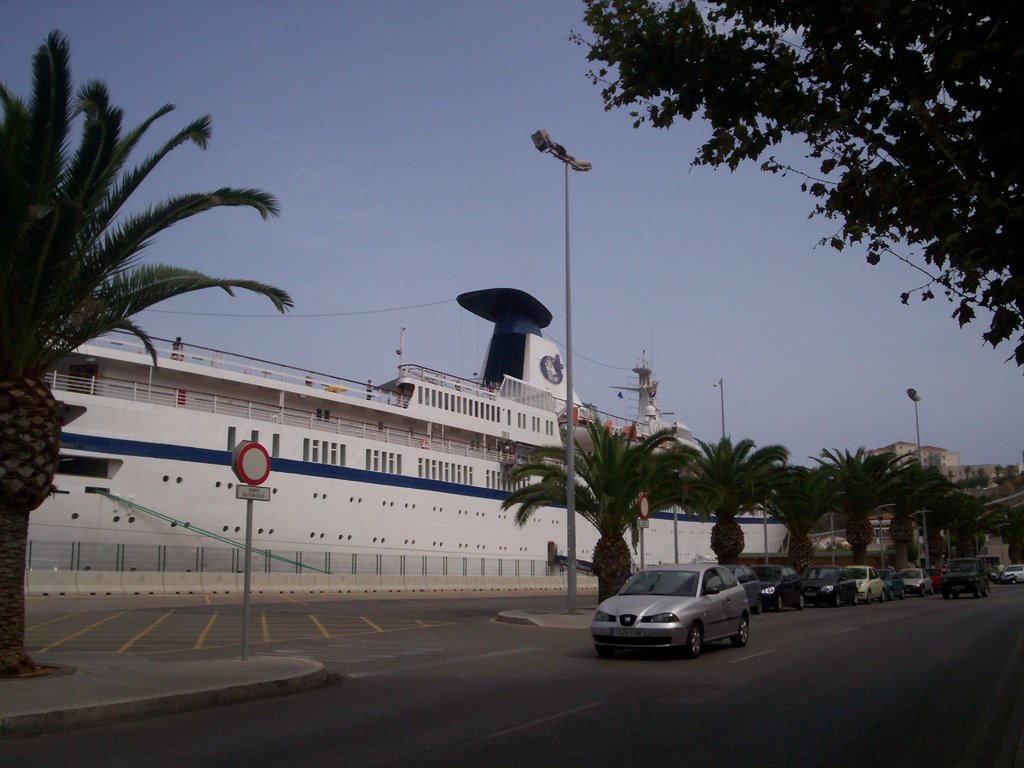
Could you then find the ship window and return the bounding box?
[57,456,120,478]
[396,455,402,475]
[303,438,310,461]
[331,443,338,464]
[250,430,259,443]
[272,434,280,458]
[431,389,437,408]
[227,427,237,451]
[312,441,319,463]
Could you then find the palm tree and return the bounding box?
[0,32,292,676]
[686,437,789,564]
[501,422,691,602]
[770,465,839,573]
[996,506,1024,563]
[887,462,952,569]
[817,449,901,564]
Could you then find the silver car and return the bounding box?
[591,563,750,659]
[898,567,934,596]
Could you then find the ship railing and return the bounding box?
[398,364,496,400]
[47,371,498,462]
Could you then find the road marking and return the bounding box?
[833,626,860,634]
[359,616,384,633]
[27,610,89,631]
[485,701,605,738]
[36,611,128,652]
[261,612,271,642]
[347,647,540,679]
[309,614,330,638]
[195,611,219,649]
[118,610,176,652]
[730,649,776,664]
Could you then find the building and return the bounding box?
[867,441,960,471]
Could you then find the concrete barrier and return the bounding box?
[75,570,124,595]
[162,572,204,594]
[25,570,78,596]
[200,571,240,593]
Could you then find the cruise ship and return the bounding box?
[27,288,786,593]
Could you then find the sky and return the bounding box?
[3,1,1021,467]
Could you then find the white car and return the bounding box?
[1000,564,1024,584]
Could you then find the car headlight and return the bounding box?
[640,612,679,624]
[593,610,615,623]
[762,586,776,595]
[820,585,834,593]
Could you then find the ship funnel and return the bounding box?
[457,289,553,387]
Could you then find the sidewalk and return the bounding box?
[0,652,327,738]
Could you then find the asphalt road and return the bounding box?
[4,586,1024,767]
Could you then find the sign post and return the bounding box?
[231,441,271,661]
[638,493,650,569]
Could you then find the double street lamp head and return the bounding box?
[907,388,921,402]
[531,129,592,172]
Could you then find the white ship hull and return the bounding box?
[29,289,786,589]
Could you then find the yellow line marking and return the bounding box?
[261,612,270,642]
[359,616,384,633]
[118,610,176,653]
[309,614,330,638]
[27,610,89,631]
[37,611,128,652]
[195,611,219,649]
[203,594,211,606]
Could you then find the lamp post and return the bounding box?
[907,388,930,569]
[715,378,726,439]
[532,130,590,614]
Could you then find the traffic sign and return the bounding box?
[236,484,271,502]
[638,492,650,520]
[232,441,271,485]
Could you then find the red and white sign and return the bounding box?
[232,441,271,486]
[637,492,650,520]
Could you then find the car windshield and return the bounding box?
[900,569,922,578]
[804,567,837,580]
[753,567,782,581]
[948,560,981,572]
[620,570,698,597]
[848,568,869,579]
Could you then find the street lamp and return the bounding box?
[907,388,930,569]
[532,130,591,614]
[714,378,725,439]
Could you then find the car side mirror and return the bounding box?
[703,584,720,596]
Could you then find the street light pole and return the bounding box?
[715,378,725,439]
[907,388,930,569]
[532,130,591,614]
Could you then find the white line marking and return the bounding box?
[730,648,776,664]
[346,647,540,678]
[833,626,860,634]
[485,701,605,738]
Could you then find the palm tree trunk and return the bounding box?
[0,374,61,675]
[846,517,873,564]
[593,534,632,603]
[711,517,745,564]
[787,535,814,574]
[890,516,916,570]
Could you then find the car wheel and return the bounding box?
[943,591,950,599]
[753,596,762,615]
[682,622,703,659]
[797,594,804,611]
[730,614,749,648]
[865,590,872,604]
[832,591,841,608]
[595,645,616,659]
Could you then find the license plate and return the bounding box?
[611,627,643,637]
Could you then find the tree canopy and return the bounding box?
[579,0,1023,365]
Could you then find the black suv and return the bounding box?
[941,557,990,599]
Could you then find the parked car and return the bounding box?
[752,564,804,611]
[942,557,990,599]
[800,565,858,607]
[877,567,906,600]
[591,563,750,659]
[928,567,945,592]
[1000,564,1024,584]
[720,563,764,614]
[846,565,884,604]
[898,567,934,596]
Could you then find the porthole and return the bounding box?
[310,533,316,538]
[234,526,240,533]
[319,533,324,538]
[373,537,378,543]
[272,487,277,494]
[314,493,318,499]
[112,515,120,523]
[381,538,385,543]
[228,482,234,489]
[215,481,221,488]
[268,528,274,534]
[176,477,182,484]
[223,526,229,532]
[338,535,344,540]
[258,528,264,534]
[350,497,354,502]
[71,512,79,520]
[162,475,169,482]
[347,535,352,540]
[323,494,327,500]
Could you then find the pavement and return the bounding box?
[0,609,587,739]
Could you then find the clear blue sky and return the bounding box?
[4,1,1021,467]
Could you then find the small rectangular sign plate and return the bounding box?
[235,485,271,501]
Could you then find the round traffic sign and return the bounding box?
[637,492,650,520]
[232,441,271,485]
